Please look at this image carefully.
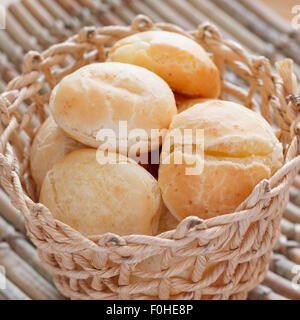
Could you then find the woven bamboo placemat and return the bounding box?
[0,0,300,300]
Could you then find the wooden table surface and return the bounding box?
[260,0,299,21]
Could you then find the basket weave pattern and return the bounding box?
[0,15,300,300]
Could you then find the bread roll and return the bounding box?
[49,62,177,155]
[108,30,220,97]
[175,95,212,113]
[40,149,162,236]
[30,116,84,188]
[158,100,283,220]
[156,204,179,234]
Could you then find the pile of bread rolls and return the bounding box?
[31,30,283,240]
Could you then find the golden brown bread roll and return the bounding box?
[40,149,162,236]
[158,100,283,220]
[175,95,212,113]
[30,116,84,188]
[49,62,177,155]
[108,30,220,98]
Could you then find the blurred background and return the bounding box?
[1,0,300,91]
[0,0,300,300]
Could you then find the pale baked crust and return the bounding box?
[158,100,283,220]
[39,149,162,236]
[108,30,221,97]
[49,62,177,154]
[30,116,84,188]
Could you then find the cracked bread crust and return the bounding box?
[108,30,221,98]
[158,100,283,220]
[49,62,177,155]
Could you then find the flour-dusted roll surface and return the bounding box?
[30,116,84,188]
[49,62,177,155]
[39,149,162,236]
[108,30,221,97]
[158,100,283,220]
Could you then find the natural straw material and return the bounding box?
[247,284,287,300]
[0,15,300,300]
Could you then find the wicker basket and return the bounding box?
[0,15,300,300]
